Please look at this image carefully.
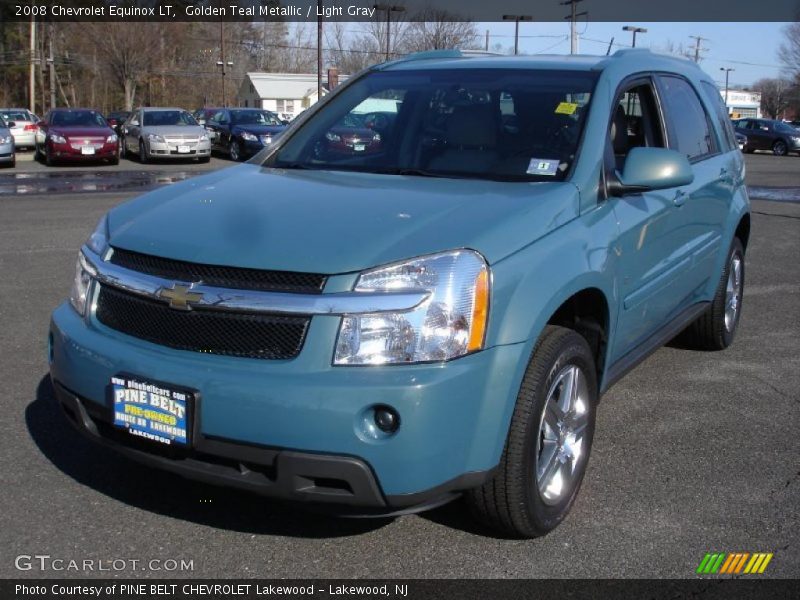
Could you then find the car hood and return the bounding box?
[51,126,113,137]
[233,124,286,136]
[141,125,206,137]
[108,164,580,274]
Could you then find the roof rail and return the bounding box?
[611,48,652,58]
[394,49,464,63]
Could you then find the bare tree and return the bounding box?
[403,10,479,52]
[83,23,158,110]
[752,77,794,119]
[779,22,800,81]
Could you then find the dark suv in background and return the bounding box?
[733,118,800,156]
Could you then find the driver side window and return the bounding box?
[609,81,665,170]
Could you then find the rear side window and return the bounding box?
[659,76,715,160]
[701,81,737,152]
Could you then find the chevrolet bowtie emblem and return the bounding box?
[158,284,204,310]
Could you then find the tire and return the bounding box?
[466,325,598,538]
[773,140,788,156]
[198,156,211,164]
[119,138,127,159]
[45,145,54,167]
[230,140,241,161]
[109,155,119,166]
[744,147,755,154]
[34,142,42,161]
[139,139,148,164]
[680,238,745,351]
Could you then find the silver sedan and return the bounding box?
[0,115,15,167]
[121,108,211,163]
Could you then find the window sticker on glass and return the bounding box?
[555,102,578,115]
[527,159,560,176]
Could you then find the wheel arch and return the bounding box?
[735,212,751,251]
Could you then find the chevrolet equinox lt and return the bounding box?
[49,49,750,537]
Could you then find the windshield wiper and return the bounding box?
[373,167,459,179]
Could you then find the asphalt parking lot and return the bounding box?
[0,152,797,578]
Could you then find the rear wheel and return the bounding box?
[45,145,55,167]
[466,325,597,538]
[680,238,745,350]
[773,140,788,156]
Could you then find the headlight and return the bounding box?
[333,250,490,365]
[792,136,800,143]
[70,215,108,316]
[0,135,12,144]
[325,131,341,142]
[106,134,118,143]
[70,252,96,316]
[148,134,165,143]
[49,133,66,144]
[199,134,209,142]
[240,131,257,141]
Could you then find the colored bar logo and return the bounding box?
[696,552,773,574]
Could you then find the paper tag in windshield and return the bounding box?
[527,159,559,176]
[555,102,578,115]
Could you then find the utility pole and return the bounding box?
[485,29,490,51]
[47,32,55,110]
[373,5,405,61]
[622,25,647,48]
[216,21,233,106]
[317,0,322,99]
[689,35,708,63]
[720,67,734,105]
[561,0,586,55]
[29,15,35,114]
[606,37,615,55]
[502,14,534,56]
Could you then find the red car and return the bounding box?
[323,115,383,156]
[35,109,119,166]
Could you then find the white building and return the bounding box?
[722,89,761,119]
[236,71,348,119]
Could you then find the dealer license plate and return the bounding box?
[111,375,192,446]
[177,145,190,153]
[81,146,95,155]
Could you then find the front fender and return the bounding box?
[487,200,620,380]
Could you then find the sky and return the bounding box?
[475,22,789,88]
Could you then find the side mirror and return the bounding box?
[610,147,694,196]
[6,121,15,128]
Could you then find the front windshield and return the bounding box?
[231,110,281,126]
[51,110,107,127]
[270,68,597,181]
[142,110,197,127]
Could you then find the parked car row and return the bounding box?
[0,105,300,168]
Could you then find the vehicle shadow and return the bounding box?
[27,375,392,539]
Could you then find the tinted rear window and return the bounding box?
[659,76,715,160]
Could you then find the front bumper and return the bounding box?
[49,302,526,509]
[49,142,118,161]
[148,139,211,158]
[0,143,14,162]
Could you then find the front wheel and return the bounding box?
[229,140,241,161]
[466,325,597,538]
[139,139,149,164]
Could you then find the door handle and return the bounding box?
[673,190,688,207]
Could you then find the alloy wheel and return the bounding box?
[725,254,743,332]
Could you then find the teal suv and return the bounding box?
[49,49,750,537]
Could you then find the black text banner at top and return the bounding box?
[1,0,799,22]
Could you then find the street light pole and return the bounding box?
[720,67,735,105]
[502,14,534,56]
[373,5,405,61]
[622,25,647,48]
